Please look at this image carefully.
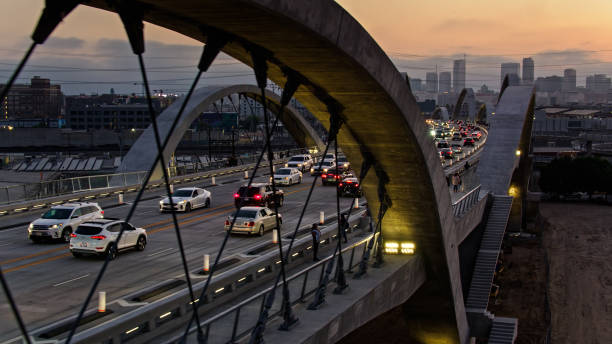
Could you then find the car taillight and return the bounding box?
[254,194,262,200]
[91,235,106,240]
[338,183,343,187]
[225,220,230,226]
[248,221,255,227]
[70,233,77,238]
[233,193,240,198]
[100,210,104,215]
[346,180,353,184]
[355,183,359,187]
[322,174,327,178]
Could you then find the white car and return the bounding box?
[28,203,104,243]
[224,206,282,236]
[322,153,335,162]
[160,187,211,212]
[69,219,147,259]
[285,154,314,172]
[273,168,302,185]
[310,160,336,176]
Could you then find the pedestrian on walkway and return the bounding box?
[339,213,348,243]
[452,172,460,192]
[311,223,321,261]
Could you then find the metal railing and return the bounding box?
[452,185,482,216]
[0,147,316,206]
[173,234,374,344]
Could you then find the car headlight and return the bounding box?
[343,163,348,167]
[297,163,302,167]
[159,200,164,205]
[28,223,33,231]
[49,224,59,229]
[284,177,289,180]
[178,200,186,204]
[323,168,328,172]
[310,168,314,172]
[285,163,288,167]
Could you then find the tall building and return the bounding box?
[586,74,611,93]
[439,72,452,93]
[563,69,576,91]
[522,57,534,85]
[0,76,63,120]
[409,78,423,92]
[535,76,563,92]
[501,63,521,87]
[453,59,466,91]
[425,72,438,93]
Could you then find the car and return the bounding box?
[440,148,453,159]
[28,203,104,243]
[224,206,281,236]
[338,177,362,197]
[310,160,336,176]
[336,156,350,171]
[464,137,475,146]
[471,132,481,141]
[234,183,284,208]
[273,167,302,185]
[160,187,211,212]
[452,146,463,155]
[322,171,353,186]
[437,140,450,149]
[451,132,462,141]
[69,219,147,259]
[285,154,313,172]
[322,153,335,161]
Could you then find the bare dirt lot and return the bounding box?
[492,202,612,344]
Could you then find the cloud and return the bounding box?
[45,36,85,50]
[430,18,505,32]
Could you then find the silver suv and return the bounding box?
[27,203,104,243]
[286,154,314,172]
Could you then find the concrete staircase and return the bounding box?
[466,195,513,310]
[488,317,518,344]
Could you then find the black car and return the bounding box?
[233,183,284,208]
[338,177,362,197]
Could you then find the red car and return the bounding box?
[464,137,475,146]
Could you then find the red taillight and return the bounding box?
[254,194,262,200]
[345,180,353,184]
[321,174,327,178]
[100,210,104,215]
[355,183,359,187]
[225,220,230,226]
[338,183,343,187]
[70,233,77,238]
[91,235,106,240]
[233,193,240,198]
[247,221,255,227]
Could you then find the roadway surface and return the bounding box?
[0,170,354,342]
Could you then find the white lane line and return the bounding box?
[147,248,174,257]
[0,243,10,247]
[53,274,90,287]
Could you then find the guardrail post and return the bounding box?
[106,175,110,188]
[272,229,279,244]
[118,193,124,205]
[353,198,359,209]
[211,176,216,186]
[169,183,174,194]
[319,211,324,224]
[244,170,249,179]
[203,254,210,273]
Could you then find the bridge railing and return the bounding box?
[452,185,482,217]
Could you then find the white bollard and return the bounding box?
[98,291,106,313]
[272,229,279,244]
[169,184,174,194]
[211,176,216,185]
[353,198,359,209]
[244,170,249,179]
[203,254,210,273]
[118,193,124,204]
[272,165,276,173]
[319,211,325,225]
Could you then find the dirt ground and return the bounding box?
[491,202,612,344]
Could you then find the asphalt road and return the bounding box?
[0,171,354,341]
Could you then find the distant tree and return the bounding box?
[540,156,612,197]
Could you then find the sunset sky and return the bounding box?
[2,0,612,93]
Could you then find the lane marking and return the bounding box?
[53,273,90,287]
[3,252,71,273]
[147,248,174,257]
[0,245,67,266]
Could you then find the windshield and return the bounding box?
[289,157,303,162]
[172,190,193,197]
[337,157,348,162]
[238,186,260,197]
[42,208,72,219]
[233,209,258,218]
[276,169,291,175]
[322,161,333,166]
[75,225,102,235]
[324,154,334,159]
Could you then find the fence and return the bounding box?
[452,185,482,216]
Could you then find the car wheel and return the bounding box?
[185,203,192,212]
[258,225,264,237]
[135,236,146,251]
[72,252,82,258]
[106,244,117,260]
[61,228,72,243]
[205,198,211,208]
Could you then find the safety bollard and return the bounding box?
[203,254,210,273]
[169,184,174,194]
[353,198,359,209]
[211,176,216,186]
[272,229,279,244]
[319,211,325,225]
[272,165,276,172]
[98,291,106,313]
[118,193,124,204]
[244,171,249,179]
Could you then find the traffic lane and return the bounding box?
[0,172,277,264]
[0,182,354,337]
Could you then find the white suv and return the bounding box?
[28,203,104,243]
[286,154,314,172]
[70,219,147,259]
